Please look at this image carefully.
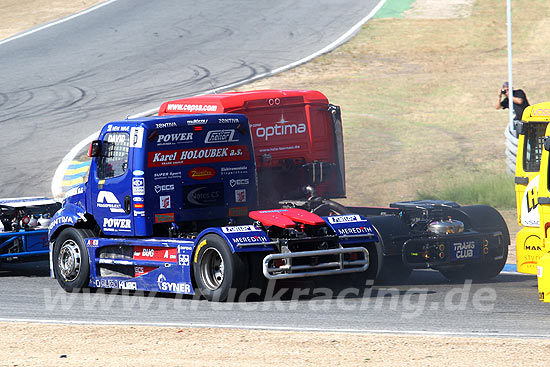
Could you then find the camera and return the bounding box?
[501,89,507,95]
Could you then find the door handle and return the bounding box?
[124,195,131,214]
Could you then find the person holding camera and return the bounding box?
[495,81,529,120]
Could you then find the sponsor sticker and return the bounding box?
[157,132,193,146]
[130,127,144,148]
[148,146,249,167]
[221,225,259,233]
[183,183,224,208]
[229,178,249,187]
[204,129,238,144]
[235,189,246,203]
[160,195,171,209]
[97,191,125,213]
[103,218,131,231]
[188,167,216,180]
[155,213,175,223]
[327,215,362,224]
[229,207,248,217]
[155,184,174,193]
[132,177,145,196]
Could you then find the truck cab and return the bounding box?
[84,114,257,238]
[515,102,550,274]
[159,90,346,207]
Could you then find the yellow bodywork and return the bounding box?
[515,102,550,275]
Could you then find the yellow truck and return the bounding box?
[515,102,550,277]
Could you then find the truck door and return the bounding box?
[89,129,135,236]
[516,120,547,226]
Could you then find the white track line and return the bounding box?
[0,0,118,47]
[49,0,387,198]
[0,318,546,339]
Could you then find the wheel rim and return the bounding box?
[199,248,224,291]
[57,239,82,282]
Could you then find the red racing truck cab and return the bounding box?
[159,90,346,208]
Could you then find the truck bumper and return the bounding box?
[262,246,369,280]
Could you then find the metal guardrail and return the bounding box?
[504,119,518,175]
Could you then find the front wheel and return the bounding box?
[53,227,94,292]
[193,234,248,302]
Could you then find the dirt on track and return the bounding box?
[2,1,548,366]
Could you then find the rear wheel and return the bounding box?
[439,245,508,282]
[193,234,248,302]
[53,227,94,292]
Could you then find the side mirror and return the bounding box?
[544,137,550,152]
[88,140,102,157]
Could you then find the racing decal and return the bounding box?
[160,195,171,209]
[228,206,248,217]
[155,122,177,129]
[157,132,193,146]
[253,114,306,142]
[134,266,157,277]
[178,254,190,266]
[204,129,239,144]
[229,178,249,187]
[221,166,248,175]
[153,171,182,181]
[164,103,218,113]
[64,186,84,198]
[48,216,75,230]
[221,225,260,233]
[157,274,192,293]
[182,183,224,208]
[327,215,362,224]
[132,177,145,196]
[218,117,240,124]
[188,167,216,180]
[134,203,144,209]
[97,191,125,213]
[130,127,144,148]
[231,235,269,244]
[94,279,137,290]
[155,213,174,223]
[134,210,145,217]
[235,189,246,203]
[147,145,250,167]
[103,218,131,232]
[521,175,540,227]
[155,184,174,193]
[133,246,177,262]
[334,226,374,236]
[450,240,479,261]
[87,239,99,247]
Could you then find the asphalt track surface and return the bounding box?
[0,260,548,338]
[0,0,382,198]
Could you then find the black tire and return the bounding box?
[53,227,94,292]
[439,245,509,282]
[193,234,248,302]
[440,205,510,282]
[310,199,350,216]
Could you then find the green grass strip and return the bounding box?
[374,0,416,19]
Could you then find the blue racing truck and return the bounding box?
[48,114,376,301]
